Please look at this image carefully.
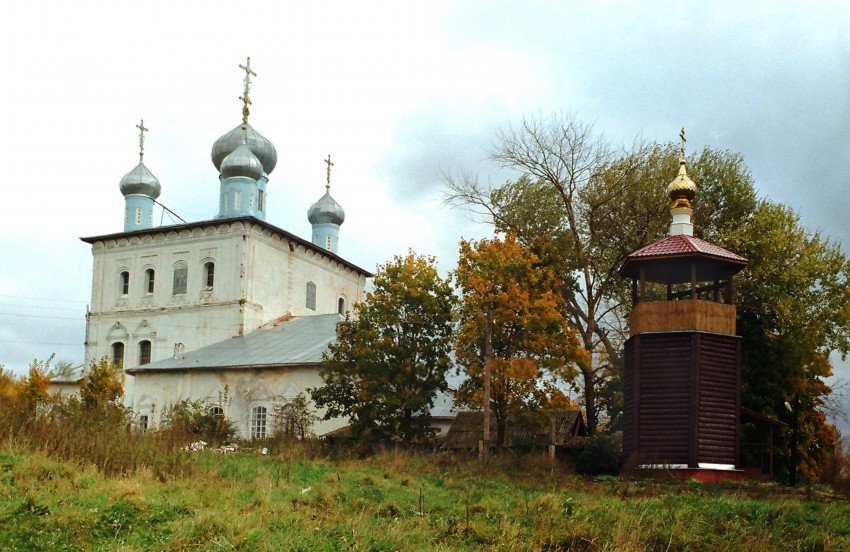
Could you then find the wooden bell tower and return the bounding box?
[620,132,748,474]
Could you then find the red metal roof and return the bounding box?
[627,235,747,263]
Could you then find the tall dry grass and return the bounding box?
[0,392,194,478]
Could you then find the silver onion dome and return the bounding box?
[221,142,264,181]
[211,123,277,176]
[308,191,345,225]
[119,162,161,198]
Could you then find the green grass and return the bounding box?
[1,447,848,551]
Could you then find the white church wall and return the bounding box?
[84,220,369,427]
[131,367,347,438]
[239,223,366,325]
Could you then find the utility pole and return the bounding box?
[480,304,492,463]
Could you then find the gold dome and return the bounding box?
[667,159,697,210]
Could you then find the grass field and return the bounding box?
[1,445,848,551]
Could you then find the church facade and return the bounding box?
[80,59,371,438]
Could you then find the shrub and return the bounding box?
[574,434,622,476]
[161,399,237,445]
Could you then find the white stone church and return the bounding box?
[80,60,371,439]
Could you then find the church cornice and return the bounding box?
[81,216,374,278]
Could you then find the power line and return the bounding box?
[0,293,88,305]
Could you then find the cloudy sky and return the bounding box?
[1,1,848,428]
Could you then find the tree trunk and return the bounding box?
[496,418,507,449]
[583,367,597,435]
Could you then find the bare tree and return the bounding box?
[445,113,668,433]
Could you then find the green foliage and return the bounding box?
[574,434,622,476]
[454,233,584,446]
[80,356,124,407]
[161,396,237,445]
[721,200,850,482]
[272,392,317,441]
[312,252,456,443]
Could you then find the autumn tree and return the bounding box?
[18,356,54,412]
[80,356,124,407]
[446,112,758,433]
[311,252,455,443]
[454,233,583,447]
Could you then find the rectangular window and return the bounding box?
[145,269,155,294]
[234,191,242,210]
[251,406,267,439]
[120,271,130,295]
[326,235,332,251]
[135,208,142,225]
[258,190,264,212]
[249,193,254,211]
[139,340,152,365]
[204,262,215,289]
[112,342,125,366]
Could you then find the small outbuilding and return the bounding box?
[442,410,587,451]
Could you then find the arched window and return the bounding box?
[138,415,149,432]
[144,269,155,294]
[203,262,215,289]
[306,281,317,310]
[139,340,151,365]
[209,406,224,418]
[172,262,188,295]
[251,406,267,440]
[119,271,130,295]
[112,342,125,367]
[338,297,345,315]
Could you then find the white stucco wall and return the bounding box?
[131,366,346,438]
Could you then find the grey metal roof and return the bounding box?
[49,365,85,384]
[127,314,342,374]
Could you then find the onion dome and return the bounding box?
[667,158,697,210]
[221,141,264,181]
[308,190,345,226]
[119,162,161,198]
[211,123,277,176]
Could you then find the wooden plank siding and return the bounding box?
[629,300,736,335]
[697,333,740,465]
[624,332,741,467]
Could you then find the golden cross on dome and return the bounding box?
[324,155,334,191]
[239,57,256,127]
[679,127,686,160]
[136,119,149,162]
